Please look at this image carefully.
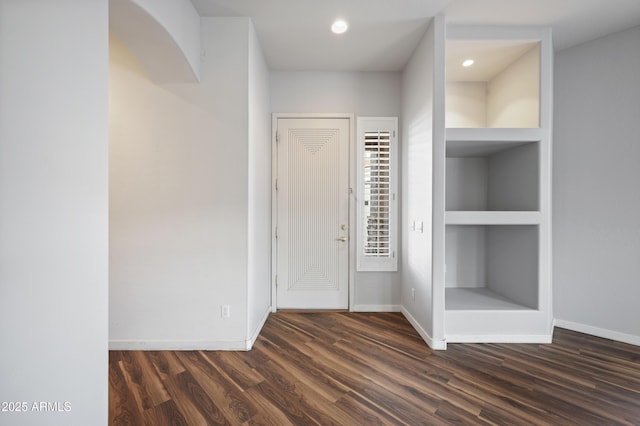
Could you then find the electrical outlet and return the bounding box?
[412,288,416,301]
[221,304,231,318]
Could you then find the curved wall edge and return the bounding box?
[110,0,201,83]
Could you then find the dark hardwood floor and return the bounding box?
[109,312,640,425]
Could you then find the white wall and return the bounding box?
[130,0,201,78]
[270,71,402,309]
[247,21,272,345]
[445,225,486,288]
[109,0,201,83]
[488,142,539,211]
[554,25,640,342]
[487,225,538,309]
[446,82,487,127]
[487,45,539,128]
[271,71,401,116]
[446,158,489,210]
[400,22,438,343]
[0,1,108,425]
[109,18,255,349]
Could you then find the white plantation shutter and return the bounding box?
[357,117,398,271]
[363,131,391,256]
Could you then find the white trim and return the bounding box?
[539,26,554,329]
[271,113,355,312]
[353,304,401,312]
[246,307,271,350]
[109,340,250,351]
[401,306,447,350]
[431,14,448,349]
[348,114,356,311]
[446,127,543,143]
[447,25,550,41]
[111,308,272,352]
[271,115,278,312]
[554,319,640,347]
[445,211,541,225]
[446,334,553,344]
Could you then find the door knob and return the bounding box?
[336,236,347,242]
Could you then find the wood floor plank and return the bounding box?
[175,351,257,424]
[109,353,146,425]
[445,374,566,425]
[110,312,640,425]
[434,400,493,425]
[250,376,322,425]
[326,332,488,420]
[299,339,452,424]
[200,351,265,393]
[147,351,186,381]
[254,360,360,426]
[242,387,295,426]
[117,351,171,413]
[445,344,620,425]
[162,369,229,425]
[141,400,188,426]
[335,312,433,360]
[255,336,346,403]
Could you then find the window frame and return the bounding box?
[356,117,398,272]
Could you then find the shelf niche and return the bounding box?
[445,225,539,310]
[446,40,540,128]
[446,140,539,211]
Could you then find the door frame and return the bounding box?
[271,113,355,312]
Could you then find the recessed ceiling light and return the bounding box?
[331,20,348,34]
[462,59,475,67]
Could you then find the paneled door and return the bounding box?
[276,118,350,309]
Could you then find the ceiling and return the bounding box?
[191,0,640,71]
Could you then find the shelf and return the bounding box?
[447,128,543,142]
[445,225,539,310]
[446,128,542,157]
[446,211,540,225]
[446,140,539,211]
[445,40,540,129]
[445,288,531,310]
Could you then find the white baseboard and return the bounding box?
[401,306,447,350]
[109,340,249,351]
[352,304,401,312]
[446,334,553,344]
[554,319,640,346]
[246,306,271,350]
[110,307,273,351]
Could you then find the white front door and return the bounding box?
[276,117,350,309]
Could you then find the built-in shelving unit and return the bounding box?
[441,26,553,343]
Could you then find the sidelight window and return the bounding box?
[357,117,398,271]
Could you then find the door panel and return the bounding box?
[276,118,349,309]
